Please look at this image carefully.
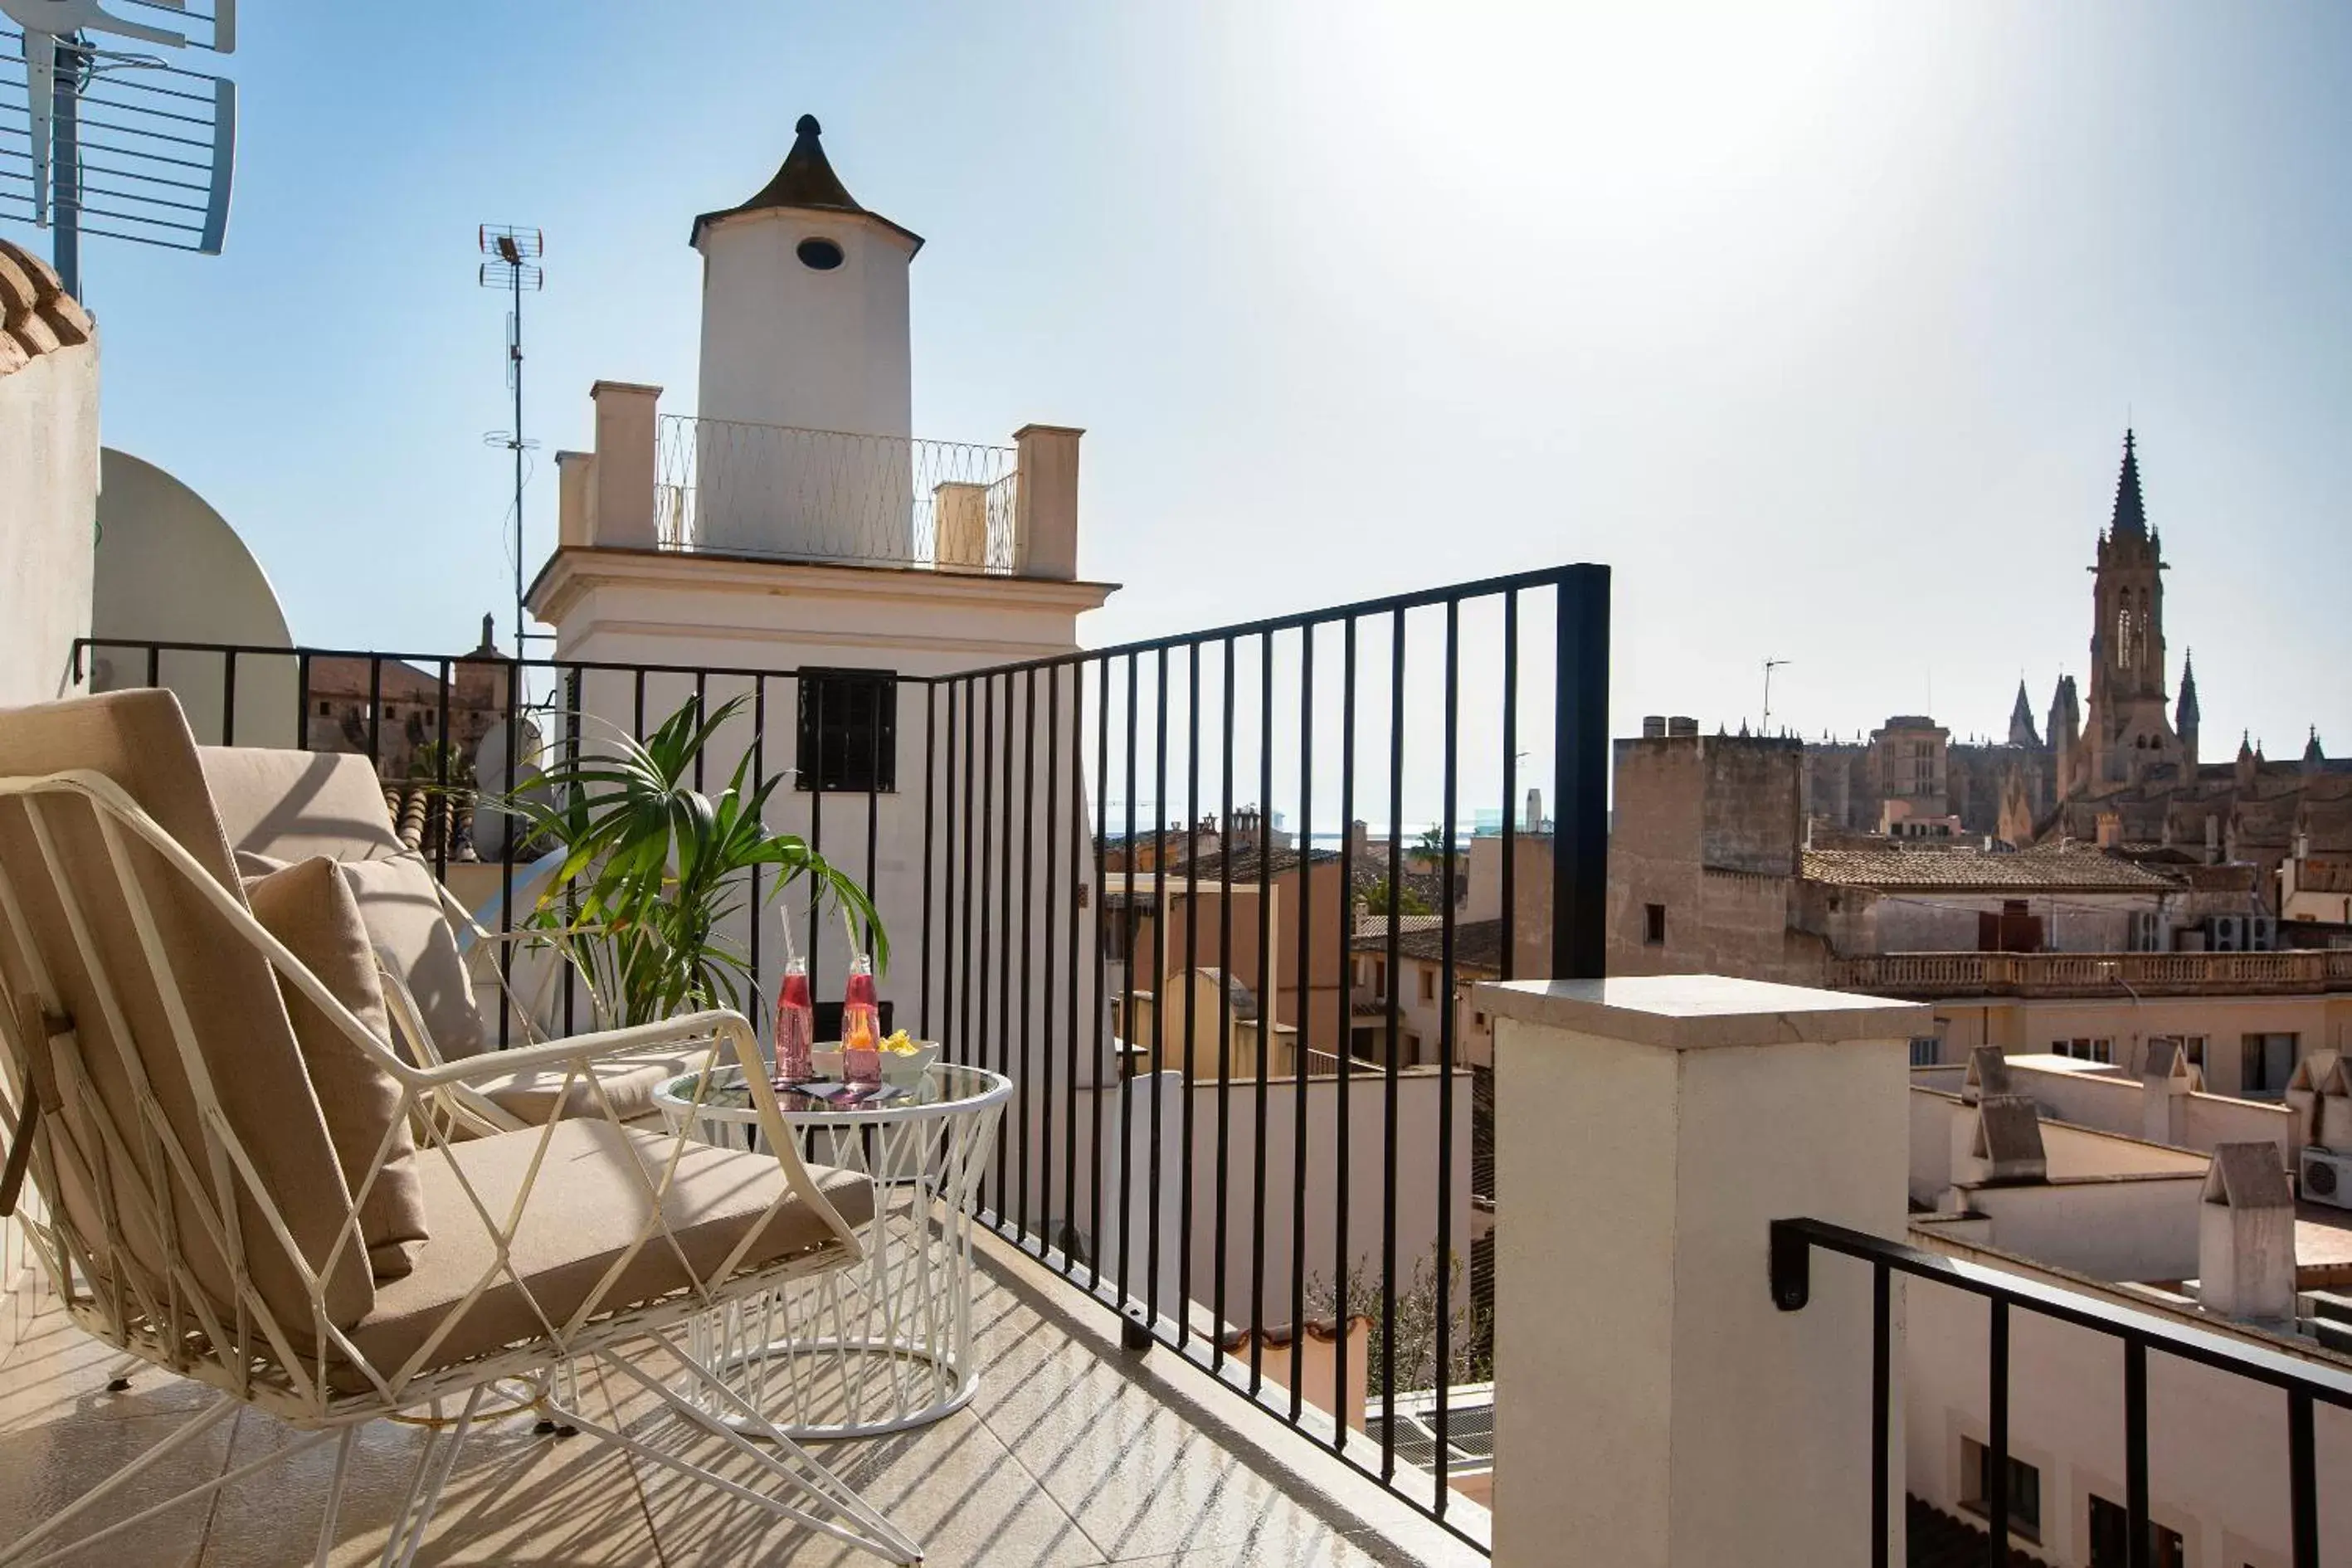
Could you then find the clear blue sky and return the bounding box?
[14,1,2350,767]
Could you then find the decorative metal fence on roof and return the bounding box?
[655,412,1019,575]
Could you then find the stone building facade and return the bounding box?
[1798,432,2350,898]
[302,616,513,782]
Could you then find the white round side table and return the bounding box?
[653,1060,1010,1440]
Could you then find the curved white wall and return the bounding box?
[89,448,298,748]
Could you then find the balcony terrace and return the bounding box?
[1827,947,2352,1001]
[14,576,2352,1567]
[0,1225,1484,1566]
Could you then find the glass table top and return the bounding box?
[653,1059,1011,1124]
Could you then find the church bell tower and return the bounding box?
[2082,431,2183,791]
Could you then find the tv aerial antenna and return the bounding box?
[479,223,543,660]
[1760,657,1791,737]
[0,1,239,297]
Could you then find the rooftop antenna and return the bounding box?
[0,0,239,298]
[1760,658,1790,736]
[478,224,543,659]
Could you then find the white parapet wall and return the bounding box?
[0,241,98,711]
[0,241,98,1342]
[1478,974,1926,1568]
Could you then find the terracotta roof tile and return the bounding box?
[1349,917,1507,973]
[0,238,92,376]
[1804,845,2177,893]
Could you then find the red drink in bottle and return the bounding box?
[842,953,881,1087]
[773,958,814,1088]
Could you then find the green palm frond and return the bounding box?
[493,693,887,1030]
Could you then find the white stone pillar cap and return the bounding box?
[1473,974,1929,1051]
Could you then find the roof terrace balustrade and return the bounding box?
[654,412,1020,574]
[1828,948,2352,999]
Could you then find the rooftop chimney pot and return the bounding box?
[2199,1142,2296,1324]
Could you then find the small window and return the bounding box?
[316,700,331,716]
[2087,1494,2184,1568]
[1473,1010,1488,1030]
[796,669,898,793]
[796,236,845,270]
[1419,969,1436,1002]
[1349,1027,1378,1063]
[1643,903,1667,946]
[1909,1037,1940,1069]
[1960,1438,2041,1541]
[1402,1031,1420,1064]
[2241,1032,2298,1097]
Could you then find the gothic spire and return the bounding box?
[2175,650,2199,733]
[2008,680,2042,749]
[2109,428,2149,542]
[2046,673,2080,749]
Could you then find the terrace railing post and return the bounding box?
[1478,974,1926,1567]
[1550,565,1609,981]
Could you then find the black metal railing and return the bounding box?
[71,636,906,1054]
[925,563,1607,1549]
[74,559,1610,1550]
[1771,1216,2352,1568]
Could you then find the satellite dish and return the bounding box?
[0,0,238,294]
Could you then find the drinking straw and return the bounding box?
[777,899,802,967]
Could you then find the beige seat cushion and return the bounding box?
[0,691,373,1342]
[345,1118,869,1385]
[242,857,428,1282]
[470,1049,701,1126]
[239,848,485,1064]
[199,747,407,864]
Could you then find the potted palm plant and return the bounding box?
[505,693,883,1030]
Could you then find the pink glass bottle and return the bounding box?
[841,953,881,1087]
[772,958,814,1088]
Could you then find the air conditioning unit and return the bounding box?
[2209,916,2247,953]
[2303,1148,2352,1210]
[2251,917,2278,952]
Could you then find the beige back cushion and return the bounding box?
[199,746,407,864]
[243,857,428,1281]
[232,847,485,1065]
[0,690,373,1342]
[196,745,487,1064]
[342,855,486,1060]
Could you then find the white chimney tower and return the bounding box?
[689,114,921,558]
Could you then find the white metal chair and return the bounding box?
[0,690,923,1566]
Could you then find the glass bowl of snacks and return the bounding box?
[879,1030,942,1087]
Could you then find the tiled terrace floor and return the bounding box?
[0,1232,1488,1566]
